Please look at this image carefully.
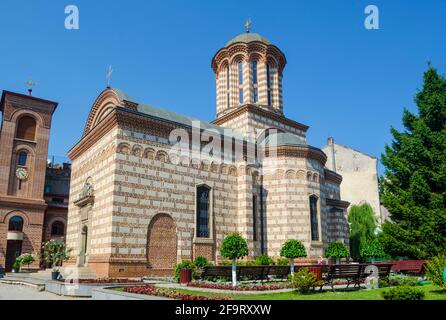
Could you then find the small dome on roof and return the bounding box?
[225,33,271,47]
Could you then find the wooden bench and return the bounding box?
[371,263,394,279]
[199,266,233,279]
[390,260,426,275]
[320,264,365,291]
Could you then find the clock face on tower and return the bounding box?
[16,167,29,181]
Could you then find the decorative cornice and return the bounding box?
[324,169,343,185]
[212,41,287,74]
[264,145,327,165]
[0,196,47,210]
[212,104,309,133]
[326,198,350,209]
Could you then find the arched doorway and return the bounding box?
[147,214,177,270]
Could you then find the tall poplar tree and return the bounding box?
[379,67,446,259]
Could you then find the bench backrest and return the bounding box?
[202,266,233,277]
[327,264,364,279]
[390,260,426,273]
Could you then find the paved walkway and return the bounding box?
[0,283,90,300]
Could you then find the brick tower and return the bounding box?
[0,90,58,272]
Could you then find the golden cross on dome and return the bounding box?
[245,18,252,33]
[106,65,113,88]
[25,78,36,96]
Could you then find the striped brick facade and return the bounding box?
[65,32,350,278]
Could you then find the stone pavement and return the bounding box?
[0,283,90,300]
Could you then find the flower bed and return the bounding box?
[124,285,232,300]
[60,278,142,284]
[188,281,292,291]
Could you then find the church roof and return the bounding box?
[260,132,306,147]
[115,88,244,139]
[225,33,271,47]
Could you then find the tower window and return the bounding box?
[238,62,244,104]
[267,64,272,106]
[18,152,27,166]
[309,195,319,241]
[226,65,230,108]
[16,116,36,141]
[252,61,258,104]
[9,216,24,232]
[196,186,211,238]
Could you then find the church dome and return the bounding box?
[225,33,271,47]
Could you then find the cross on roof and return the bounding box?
[25,79,36,96]
[245,18,252,33]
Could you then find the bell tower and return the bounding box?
[0,90,58,271]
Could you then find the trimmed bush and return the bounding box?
[193,256,210,268]
[382,286,425,300]
[275,258,290,266]
[379,275,420,288]
[360,238,386,260]
[254,254,274,266]
[280,239,307,274]
[220,233,249,287]
[324,241,350,260]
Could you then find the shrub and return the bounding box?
[42,240,71,271]
[193,256,210,268]
[13,259,21,272]
[18,253,35,269]
[382,286,425,300]
[254,254,274,266]
[379,275,420,288]
[324,241,350,260]
[275,258,290,266]
[425,256,446,288]
[174,260,195,282]
[360,238,386,260]
[289,268,322,294]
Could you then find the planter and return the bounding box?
[179,268,192,285]
[51,271,60,281]
[307,266,322,281]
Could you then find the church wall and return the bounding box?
[104,127,240,276]
[261,156,326,258]
[65,128,118,276]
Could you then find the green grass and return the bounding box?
[174,285,446,300]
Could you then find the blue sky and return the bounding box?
[0,0,445,174]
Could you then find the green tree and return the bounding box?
[280,239,307,275]
[379,67,446,259]
[360,238,386,261]
[324,241,350,262]
[220,233,248,287]
[348,203,378,261]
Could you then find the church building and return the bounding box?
[65,28,350,277]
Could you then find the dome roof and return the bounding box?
[226,33,271,47]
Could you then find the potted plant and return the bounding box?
[324,241,350,264]
[42,240,72,280]
[280,239,307,276]
[12,258,21,273]
[220,233,248,287]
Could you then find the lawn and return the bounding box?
[174,285,446,300]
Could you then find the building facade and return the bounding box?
[0,91,69,272]
[65,30,350,278]
[322,138,382,222]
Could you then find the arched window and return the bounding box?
[266,64,272,106]
[8,216,24,232]
[252,61,258,104]
[238,62,244,105]
[196,186,211,238]
[226,65,230,108]
[309,196,319,241]
[18,151,27,166]
[51,221,65,236]
[16,116,36,141]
